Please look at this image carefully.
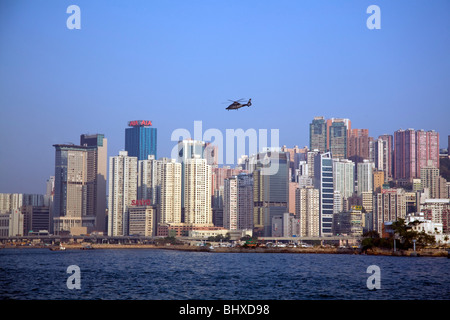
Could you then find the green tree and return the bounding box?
[391,218,435,249]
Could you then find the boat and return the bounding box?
[81,244,94,250]
[49,244,66,251]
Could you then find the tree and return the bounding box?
[391,218,435,249]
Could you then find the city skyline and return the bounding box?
[1,0,450,194]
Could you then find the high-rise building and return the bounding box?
[333,190,343,213]
[357,160,375,196]
[313,152,334,236]
[332,158,355,199]
[158,158,182,224]
[373,170,385,193]
[138,155,160,206]
[80,133,107,232]
[373,138,384,170]
[44,176,55,209]
[53,144,97,234]
[176,139,214,222]
[420,166,447,199]
[223,173,253,231]
[416,130,439,172]
[0,193,44,213]
[125,120,157,161]
[328,119,349,159]
[348,129,370,163]
[211,166,244,227]
[183,155,212,226]
[306,149,320,178]
[394,129,439,182]
[108,151,138,236]
[309,117,327,153]
[295,186,320,237]
[176,139,208,163]
[288,182,298,214]
[378,134,394,181]
[281,145,308,181]
[394,129,416,181]
[253,151,289,237]
[373,188,406,233]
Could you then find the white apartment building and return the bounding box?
[108,151,138,236]
[183,155,212,226]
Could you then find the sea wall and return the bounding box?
[2,243,448,257]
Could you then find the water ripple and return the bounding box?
[1,249,449,300]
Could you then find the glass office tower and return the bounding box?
[125,120,157,161]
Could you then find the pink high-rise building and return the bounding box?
[348,128,370,163]
[394,129,439,182]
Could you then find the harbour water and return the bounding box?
[1,248,449,300]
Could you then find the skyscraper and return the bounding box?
[125,120,157,161]
[327,118,351,155]
[138,156,182,228]
[309,117,327,153]
[138,155,160,206]
[357,160,375,196]
[394,129,439,182]
[158,158,182,224]
[378,134,394,181]
[420,165,447,199]
[224,173,253,231]
[53,144,100,234]
[313,152,334,236]
[373,188,406,233]
[328,119,349,159]
[108,151,138,236]
[332,158,355,199]
[295,186,320,237]
[80,133,107,232]
[211,166,244,227]
[394,129,417,181]
[348,129,370,163]
[183,155,212,226]
[253,151,289,237]
[176,139,212,221]
[416,130,439,171]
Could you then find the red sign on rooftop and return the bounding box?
[128,120,152,127]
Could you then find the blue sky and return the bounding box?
[1,0,449,194]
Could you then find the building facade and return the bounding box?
[53,144,95,234]
[183,155,212,226]
[313,152,334,236]
[309,116,327,153]
[223,173,253,231]
[357,160,375,196]
[125,120,157,161]
[295,186,320,237]
[252,152,289,237]
[373,188,407,234]
[394,129,439,182]
[108,151,138,236]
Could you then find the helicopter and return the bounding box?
[226,98,252,110]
